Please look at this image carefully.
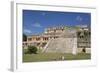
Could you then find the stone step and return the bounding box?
[43,37,77,54]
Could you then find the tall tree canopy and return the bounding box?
[23,33,27,41]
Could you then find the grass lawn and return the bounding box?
[23,53,91,62]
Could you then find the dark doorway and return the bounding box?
[82,47,86,53]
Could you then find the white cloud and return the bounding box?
[41,12,46,16]
[24,29,32,34]
[76,16,82,21]
[32,23,42,28]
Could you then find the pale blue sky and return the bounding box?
[23,10,91,35]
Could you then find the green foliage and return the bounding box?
[23,33,27,41]
[27,46,38,54]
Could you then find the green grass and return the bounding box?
[23,53,91,62]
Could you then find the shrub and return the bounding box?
[27,46,38,54]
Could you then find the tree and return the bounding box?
[23,33,27,41]
[82,47,86,53]
[27,46,38,54]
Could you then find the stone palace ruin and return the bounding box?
[23,25,91,55]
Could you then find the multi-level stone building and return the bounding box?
[23,26,66,48]
[23,25,91,54]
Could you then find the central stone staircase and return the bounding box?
[42,38,77,54]
[42,29,77,54]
